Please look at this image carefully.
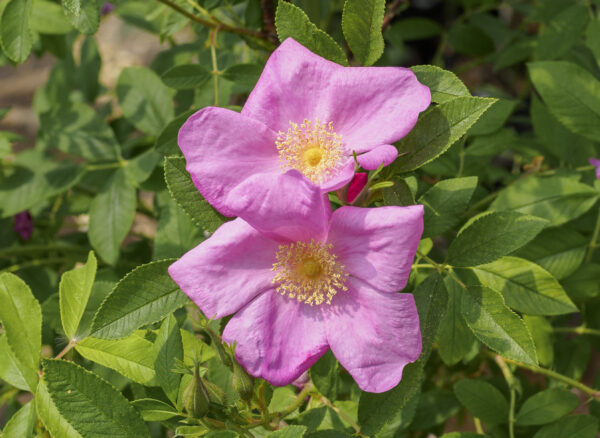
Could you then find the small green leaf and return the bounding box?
[561,264,600,302]
[90,260,188,339]
[411,389,460,430]
[61,0,98,34]
[2,400,36,438]
[266,426,307,438]
[382,177,416,206]
[75,333,156,385]
[468,98,518,136]
[523,315,554,367]
[221,63,262,88]
[528,61,600,142]
[460,286,538,365]
[534,4,589,61]
[116,66,175,136]
[0,0,32,63]
[131,398,181,422]
[410,65,470,104]
[453,379,508,425]
[0,335,38,391]
[60,251,97,340]
[161,64,211,90]
[0,273,41,373]
[30,0,74,34]
[153,314,183,404]
[36,379,84,438]
[275,1,347,66]
[155,109,195,154]
[392,96,495,173]
[164,156,226,233]
[516,388,579,426]
[418,176,478,238]
[533,415,598,438]
[342,0,385,66]
[447,212,547,267]
[310,351,339,400]
[42,359,149,437]
[470,257,577,315]
[88,169,136,265]
[490,175,598,226]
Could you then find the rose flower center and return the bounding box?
[275,119,344,184]
[272,239,348,306]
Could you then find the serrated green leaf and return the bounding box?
[0,273,41,373]
[342,0,385,66]
[131,398,181,422]
[275,2,347,66]
[310,351,339,400]
[516,388,579,426]
[561,263,600,302]
[436,277,476,366]
[523,315,554,367]
[419,176,478,238]
[391,96,495,173]
[410,65,470,104]
[447,212,547,267]
[61,0,98,34]
[382,177,416,206]
[2,400,36,438]
[30,0,74,34]
[460,286,538,365]
[535,4,588,61]
[42,359,149,437]
[88,169,136,265]
[221,63,262,88]
[36,379,84,438]
[0,0,32,63]
[528,61,600,142]
[490,175,598,226]
[161,64,211,90]
[533,415,598,438]
[116,66,175,136]
[454,379,508,425]
[516,228,587,280]
[60,251,97,340]
[0,335,38,391]
[75,332,156,384]
[153,314,183,404]
[164,156,226,233]
[90,260,188,339]
[266,425,307,438]
[470,256,577,315]
[468,98,518,136]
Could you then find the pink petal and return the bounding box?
[327,205,424,293]
[324,278,421,393]
[589,157,600,179]
[357,145,399,170]
[319,159,356,192]
[178,107,280,217]
[168,219,279,319]
[242,38,430,154]
[226,170,331,243]
[223,291,329,386]
[347,173,368,204]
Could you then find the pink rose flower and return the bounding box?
[169,171,424,393]
[590,157,600,179]
[177,38,430,217]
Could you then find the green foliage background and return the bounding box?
[1,0,600,437]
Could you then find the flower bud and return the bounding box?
[232,360,254,402]
[183,363,210,418]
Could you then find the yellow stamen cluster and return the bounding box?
[275,119,344,184]
[272,239,348,306]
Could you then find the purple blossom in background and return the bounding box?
[14,211,33,240]
[590,158,600,179]
[101,2,114,15]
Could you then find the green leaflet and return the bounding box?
[0,335,38,392]
[446,211,547,267]
[460,286,538,365]
[60,251,97,340]
[275,1,347,66]
[342,0,385,66]
[391,96,496,173]
[532,415,598,438]
[164,156,226,233]
[153,314,183,404]
[410,65,470,104]
[453,379,508,425]
[516,388,579,426]
[75,332,157,385]
[30,0,74,34]
[534,4,589,61]
[61,0,99,34]
[310,351,339,401]
[266,425,307,438]
[131,398,181,422]
[469,256,577,315]
[523,315,554,367]
[42,359,149,437]
[0,0,32,63]
[0,273,42,374]
[116,66,175,136]
[90,259,188,339]
[2,400,36,438]
[528,61,600,142]
[36,379,84,438]
[161,64,212,90]
[88,169,136,265]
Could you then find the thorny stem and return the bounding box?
[156,0,271,42]
[55,339,78,360]
[496,355,600,400]
[554,326,600,337]
[210,29,219,107]
[320,396,366,438]
[493,355,516,438]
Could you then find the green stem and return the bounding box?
[86,161,123,171]
[554,326,600,337]
[493,355,516,438]
[474,418,484,434]
[0,244,87,259]
[272,384,312,420]
[320,396,366,438]
[586,206,600,262]
[416,250,467,288]
[210,29,219,107]
[55,339,78,359]
[499,355,600,400]
[1,257,68,273]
